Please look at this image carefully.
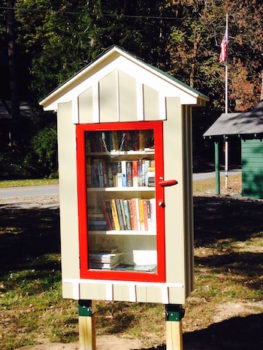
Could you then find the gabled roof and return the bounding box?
[204,100,263,138]
[40,45,208,110]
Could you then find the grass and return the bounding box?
[193,173,241,195]
[0,178,59,188]
[1,174,263,349]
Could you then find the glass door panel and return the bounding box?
[85,129,157,273]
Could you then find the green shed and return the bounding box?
[204,100,263,199]
[242,139,263,198]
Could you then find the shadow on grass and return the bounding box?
[137,313,263,349]
[0,204,60,276]
[194,196,263,246]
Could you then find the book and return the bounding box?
[116,199,125,230]
[126,161,133,187]
[89,262,119,270]
[143,199,149,231]
[129,199,138,230]
[105,200,115,230]
[120,199,128,230]
[121,161,127,187]
[135,198,140,230]
[102,200,112,230]
[139,199,145,231]
[132,160,138,187]
[88,251,123,265]
[123,200,131,230]
[111,199,120,230]
[117,162,122,187]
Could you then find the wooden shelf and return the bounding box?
[87,150,154,156]
[87,187,155,192]
[89,230,156,236]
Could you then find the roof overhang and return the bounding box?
[40,46,208,111]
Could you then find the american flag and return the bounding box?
[219,31,227,64]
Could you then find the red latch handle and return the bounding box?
[159,179,178,187]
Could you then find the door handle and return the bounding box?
[159,179,178,187]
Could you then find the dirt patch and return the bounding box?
[16,335,142,350]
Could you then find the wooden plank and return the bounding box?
[166,320,183,350]
[79,315,96,350]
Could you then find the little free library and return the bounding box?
[40,46,208,350]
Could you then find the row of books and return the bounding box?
[87,159,155,188]
[85,130,154,153]
[87,198,156,232]
[88,251,123,270]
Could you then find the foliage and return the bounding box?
[24,127,58,177]
[1,1,263,177]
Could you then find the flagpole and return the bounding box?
[224,13,229,189]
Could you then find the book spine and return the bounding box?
[123,200,131,230]
[129,199,138,230]
[121,161,127,187]
[126,161,133,187]
[117,162,122,187]
[120,199,128,230]
[105,200,115,230]
[111,199,120,230]
[139,199,145,231]
[102,200,112,230]
[115,199,125,230]
[86,157,92,186]
[113,131,119,151]
[132,160,138,187]
[139,130,144,151]
[135,198,140,230]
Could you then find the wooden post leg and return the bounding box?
[165,304,185,350]
[79,300,96,350]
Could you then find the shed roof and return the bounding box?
[40,45,208,110]
[204,100,263,138]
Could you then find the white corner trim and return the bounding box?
[72,97,79,124]
[136,79,144,120]
[72,281,80,300]
[92,82,99,123]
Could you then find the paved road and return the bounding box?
[193,169,241,181]
[0,184,59,199]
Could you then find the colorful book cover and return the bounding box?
[129,199,138,230]
[105,200,115,230]
[120,199,128,230]
[135,198,140,230]
[132,160,138,187]
[126,161,133,187]
[111,199,120,230]
[102,200,112,230]
[121,161,127,187]
[143,200,149,231]
[123,200,131,230]
[139,199,145,231]
[117,162,122,187]
[115,199,125,230]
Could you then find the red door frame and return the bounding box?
[76,121,165,282]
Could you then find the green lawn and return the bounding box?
[0,178,59,188]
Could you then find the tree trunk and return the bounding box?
[7,0,19,147]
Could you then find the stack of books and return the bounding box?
[85,130,154,153]
[87,159,155,188]
[102,198,156,232]
[88,251,123,270]
[87,211,107,231]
